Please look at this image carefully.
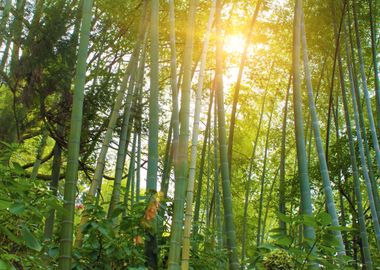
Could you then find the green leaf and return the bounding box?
[0,199,11,210]
[0,225,22,244]
[302,215,317,227]
[109,206,124,218]
[275,235,292,247]
[21,226,42,251]
[0,259,11,270]
[276,212,292,223]
[317,212,332,226]
[9,203,25,215]
[258,243,276,251]
[329,226,355,232]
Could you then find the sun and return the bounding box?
[224,34,246,55]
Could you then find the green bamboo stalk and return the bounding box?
[339,22,373,268]
[368,0,380,131]
[146,0,160,192]
[301,12,345,255]
[279,76,291,235]
[346,3,380,219]
[181,1,215,268]
[241,89,267,264]
[192,88,214,249]
[167,0,198,268]
[136,130,141,203]
[108,22,147,217]
[352,0,380,175]
[205,120,212,239]
[123,131,137,217]
[214,96,223,253]
[262,166,280,243]
[168,0,180,175]
[74,2,147,246]
[215,0,239,268]
[292,0,316,262]
[256,102,274,247]
[58,0,93,268]
[343,11,380,249]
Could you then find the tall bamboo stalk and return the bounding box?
[256,102,274,247]
[75,3,147,246]
[368,0,380,131]
[215,0,239,268]
[192,88,214,249]
[58,0,93,268]
[168,0,198,268]
[343,11,380,249]
[292,0,316,263]
[279,76,291,234]
[352,0,380,174]
[340,21,373,268]
[108,25,147,217]
[181,2,215,268]
[301,12,345,255]
[241,89,267,264]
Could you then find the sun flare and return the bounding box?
[224,34,246,55]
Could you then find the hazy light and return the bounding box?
[224,34,245,55]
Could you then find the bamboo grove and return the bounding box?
[0,0,379,269]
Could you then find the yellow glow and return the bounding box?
[224,34,245,55]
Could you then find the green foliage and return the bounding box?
[253,212,355,270]
[72,202,146,269]
[0,154,62,269]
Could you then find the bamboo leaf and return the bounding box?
[21,226,42,251]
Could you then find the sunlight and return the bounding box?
[224,34,245,55]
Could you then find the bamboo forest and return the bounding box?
[1,0,380,269]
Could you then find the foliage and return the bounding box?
[0,147,62,269]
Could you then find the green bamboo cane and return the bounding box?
[146,0,160,192]
[214,96,223,253]
[301,12,346,255]
[168,0,198,268]
[123,131,137,218]
[241,89,267,264]
[292,0,316,246]
[58,0,93,268]
[108,25,147,217]
[346,4,380,219]
[215,0,239,268]
[339,26,373,267]
[368,0,380,131]
[192,88,214,250]
[279,76,291,235]
[75,1,147,247]
[343,14,380,250]
[181,1,215,268]
[256,102,274,247]
[352,0,380,175]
